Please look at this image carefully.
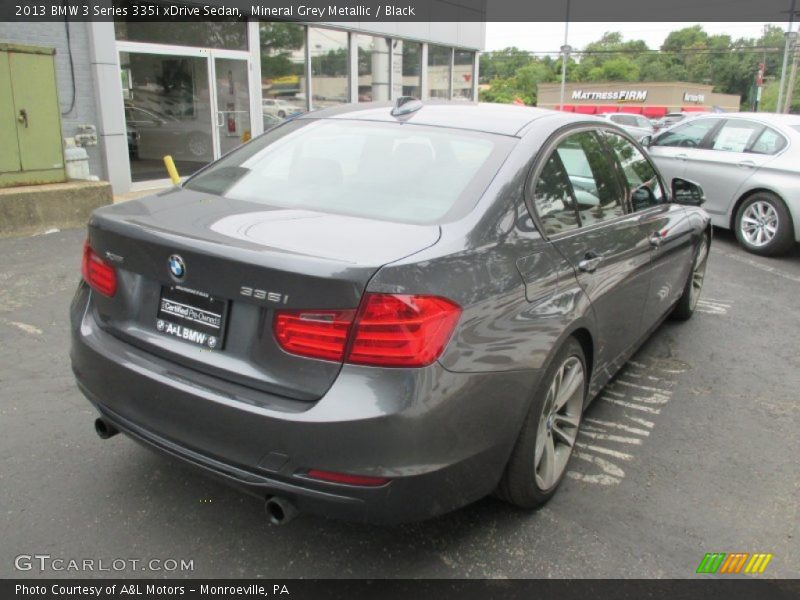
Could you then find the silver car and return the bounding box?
[644,112,800,256]
[597,112,654,139]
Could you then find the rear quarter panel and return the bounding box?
[367,120,596,394]
[733,156,800,241]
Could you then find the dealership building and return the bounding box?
[0,9,482,194]
[537,81,741,117]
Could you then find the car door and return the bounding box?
[681,119,784,225]
[647,117,721,186]
[529,129,653,366]
[604,131,696,328]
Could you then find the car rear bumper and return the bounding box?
[70,285,538,524]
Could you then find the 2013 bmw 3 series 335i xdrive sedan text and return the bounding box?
[71,100,711,525]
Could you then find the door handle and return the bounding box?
[738,160,756,168]
[578,251,603,273]
[217,112,224,127]
[17,108,28,128]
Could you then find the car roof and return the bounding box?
[711,111,800,127]
[296,101,562,137]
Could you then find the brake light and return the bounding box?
[306,469,390,487]
[273,293,461,367]
[81,241,117,297]
[347,294,461,367]
[273,309,356,361]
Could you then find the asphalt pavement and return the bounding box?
[1,226,798,578]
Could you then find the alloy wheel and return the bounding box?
[534,355,584,490]
[740,201,779,248]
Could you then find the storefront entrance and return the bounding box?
[118,43,252,185]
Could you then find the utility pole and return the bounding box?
[783,37,800,113]
[777,0,797,113]
[754,62,765,112]
[558,0,571,111]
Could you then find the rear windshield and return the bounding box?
[185,119,513,224]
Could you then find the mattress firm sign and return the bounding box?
[571,89,648,102]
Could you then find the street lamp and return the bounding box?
[558,44,572,111]
[776,0,798,113]
[557,0,571,112]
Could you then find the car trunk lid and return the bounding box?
[85,188,440,401]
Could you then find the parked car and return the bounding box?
[72,101,710,524]
[124,104,213,162]
[597,112,654,138]
[262,97,301,119]
[643,112,800,255]
[652,111,709,133]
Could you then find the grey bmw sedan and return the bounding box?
[71,100,710,524]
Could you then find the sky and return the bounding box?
[484,22,791,54]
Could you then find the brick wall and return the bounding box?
[0,21,104,178]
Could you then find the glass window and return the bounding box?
[653,118,717,148]
[427,45,452,99]
[532,153,580,237]
[392,40,421,99]
[750,127,787,155]
[184,120,508,225]
[309,28,349,109]
[556,132,625,228]
[611,115,636,127]
[635,116,652,129]
[453,50,475,101]
[604,132,666,212]
[120,52,214,182]
[115,18,247,51]
[259,22,307,128]
[710,120,763,153]
[357,35,391,102]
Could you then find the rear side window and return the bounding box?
[185,119,508,224]
[653,118,717,148]
[604,132,666,212]
[710,120,763,153]
[750,127,787,155]
[530,131,626,236]
[532,153,580,237]
[555,132,625,228]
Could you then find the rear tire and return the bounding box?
[497,338,586,509]
[734,192,794,256]
[671,234,709,321]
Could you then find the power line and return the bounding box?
[482,47,784,57]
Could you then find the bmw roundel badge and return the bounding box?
[168,254,186,280]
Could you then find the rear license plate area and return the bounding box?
[156,285,228,350]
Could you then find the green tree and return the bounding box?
[479,47,535,82]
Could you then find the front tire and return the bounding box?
[734,192,794,256]
[497,338,586,509]
[671,234,709,321]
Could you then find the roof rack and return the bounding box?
[391,96,423,117]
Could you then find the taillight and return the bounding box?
[81,240,117,297]
[273,309,356,362]
[306,469,390,487]
[347,294,461,367]
[273,293,461,367]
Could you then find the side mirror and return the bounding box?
[639,135,652,147]
[671,178,705,206]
